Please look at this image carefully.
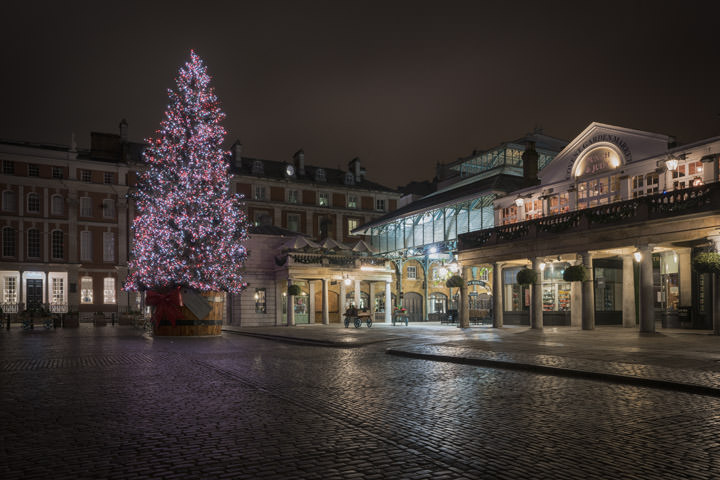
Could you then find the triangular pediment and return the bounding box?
[539,122,671,183]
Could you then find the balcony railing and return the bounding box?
[288,252,388,268]
[458,183,720,250]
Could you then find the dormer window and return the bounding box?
[344,172,355,185]
[284,164,296,178]
[252,160,264,176]
[315,168,326,182]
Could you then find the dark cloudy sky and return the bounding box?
[2,1,719,187]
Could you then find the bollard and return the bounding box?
[112,313,115,326]
[5,314,9,330]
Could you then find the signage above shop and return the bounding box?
[566,133,633,178]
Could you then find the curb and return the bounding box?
[222,329,365,348]
[386,348,720,398]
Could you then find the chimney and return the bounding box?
[293,149,305,175]
[231,140,243,168]
[119,118,128,142]
[522,140,539,185]
[349,157,361,182]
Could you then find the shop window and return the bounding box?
[81,277,93,304]
[26,193,40,213]
[2,227,16,257]
[254,288,266,313]
[3,276,18,304]
[103,278,116,304]
[51,230,64,259]
[429,293,447,313]
[503,267,530,312]
[27,229,40,258]
[541,263,571,312]
[51,277,64,305]
[594,260,623,312]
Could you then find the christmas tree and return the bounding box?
[125,51,249,294]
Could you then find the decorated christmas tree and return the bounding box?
[125,51,249,301]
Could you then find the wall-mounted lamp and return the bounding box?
[665,158,679,172]
[633,251,642,263]
[539,262,546,272]
[343,277,352,286]
[514,197,524,207]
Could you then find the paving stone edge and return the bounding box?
[222,329,366,348]
[386,348,720,398]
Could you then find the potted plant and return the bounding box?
[693,252,720,275]
[287,284,302,296]
[445,275,465,288]
[516,268,538,285]
[123,52,250,336]
[563,264,588,282]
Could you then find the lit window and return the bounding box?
[348,195,358,209]
[81,170,92,182]
[2,190,16,212]
[27,193,40,213]
[52,167,63,179]
[51,230,64,259]
[255,288,266,313]
[319,192,329,207]
[3,276,17,303]
[407,266,417,279]
[103,277,116,304]
[254,186,266,201]
[2,227,16,257]
[80,197,92,217]
[103,232,115,262]
[81,276,93,304]
[376,199,385,211]
[102,199,115,218]
[51,277,64,305]
[51,195,64,215]
[27,229,40,258]
[103,172,113,184]
[28,164,39,177]
[348,218,359,235]
[288,190,299,204]
[80,231,93,262]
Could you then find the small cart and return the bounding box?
[392,313,409,326]
[344,309,372,328]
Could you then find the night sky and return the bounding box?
[2,1,719,188]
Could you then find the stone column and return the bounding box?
[321,279,329,325]
[369,282,376,319]
[532,258,544,329]
[709,236,720,335]
[678,249,692,307]
[354,279,360,308]
[493,262,503,328]
[622,254,636,327]
[384,281,392,323]
[286,279,295,326]
[638,245,655,333]
[570,278,582,327]
[581,251,595,330]
[309,280,316,324]
[460,267,470,328]
[339,281,346,317]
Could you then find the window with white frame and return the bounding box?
[103,172,114,184]
[501,205,518,225]
[103,277,116,304]
[27,228,40,258]
[348,194,358,209]
[81,169,92,182]
[81,276,93,304]
[577,174,621,209]
[524,198,543,220]
[318,192,329,207]
[672,161,704,190]
[28,164,39,177]
[632,173,660,198]
[2,227,16,257]
[548,193,569,215]
[287,213,300,232]
[27,192,40,213]
[347,218,360,235]
[80,197,92,217]
[3,276,17,304]
[51,195,64,215]
[80,230,92,262]
[376,199,386,211]
[51,230,64,259]
[51,277,64,304]
[2,190,16,212]
[407,265,417,279]
[254,185,266,201]
[103,232,115,262]
[102,199,115,218]
[288,189,299,204]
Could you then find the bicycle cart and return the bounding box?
[343,309,372,328]
[392,313,409,326]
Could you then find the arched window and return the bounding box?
[2,227,16,257]
[27,228,40,258]
[429,292,447,314]
[51,230,64,260]
[26,192,40,213]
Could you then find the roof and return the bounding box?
[355,173,530,232]
[230,155,398,193]
[447,131,569,170]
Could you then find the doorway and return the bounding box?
[26,279,43,307]
[404,292,423,322]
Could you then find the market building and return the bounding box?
[457,122,720,332]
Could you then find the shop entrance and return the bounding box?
[403,292,423,323]
[26,279,43,307]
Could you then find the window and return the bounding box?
[51,277,64,305]
[103,277,116,304]
[632,173,659,198]
[2,190,16,212]
[347,218,359,235]
[81,169,92,182]
[524,198,543,220]
[502,205,518,225]
[2,227,16,257]
[255,288,266,313]
[28,164,39,177]
[407,265,417,279]
[52,167,63,179]
[102,199,115,218]
[288,190,299,204]
[672,161,704,190]
[27,192,40,213]
[27,229,40,258]
[103,172,114,184]
[2,160,14,174]
[3,276,17,304]
[348,195,358,209]
[51,230,64,259]
[103,232,115,262]
[81,276,93,304]
[376,199,385,211]
[80,197,92,217]
[254,185,266,201]
[251,160,264,176]
[548,193,569,215]
[80,230,93,262]
[253,210,272,226]
[287,213,300,232]
[51,195,64,215]
[577,174,620,209]
[344,172,355,185]
[318,192,329,207]
[315,168,326,182]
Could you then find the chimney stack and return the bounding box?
[231,140,243,169]
[293,149,305,175]
[349,157,361,182]
[522,140,539,185]
[119,118,128,142]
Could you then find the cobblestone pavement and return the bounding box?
[3,324,720,479]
